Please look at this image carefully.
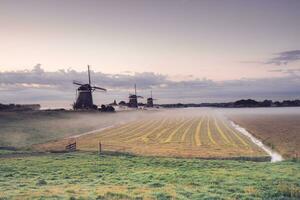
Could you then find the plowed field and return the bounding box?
[36,110,267,158]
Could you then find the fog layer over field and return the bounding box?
[0,110,159,147]
[1,107,299,160]
[217,106,300,115]
[0,108,206,147]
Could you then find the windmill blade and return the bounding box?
[73,81,83,86]
[92,86,107,91]
[87,65,91,85]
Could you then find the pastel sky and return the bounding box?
[0,0,299,107]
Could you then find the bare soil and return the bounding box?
[229,113,300,159]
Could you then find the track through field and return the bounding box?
[207,117,217,145]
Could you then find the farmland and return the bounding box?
[0,110,152,148]
[35,109,267,159]
[1,108,300,199]
[227,108,300,159]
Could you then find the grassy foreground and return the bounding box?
[0,152,299,200]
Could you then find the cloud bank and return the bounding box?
[265,50,300,65]
[241,50,300,66]
[0,65,299,108]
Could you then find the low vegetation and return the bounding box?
[0,151,299,199]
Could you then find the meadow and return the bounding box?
[0,151,299,200]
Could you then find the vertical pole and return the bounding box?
[151,90,152,98]
[134,84,137,108]
[99,141,102,155]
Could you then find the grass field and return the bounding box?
[0,152,299,200]
[35,109,267,159]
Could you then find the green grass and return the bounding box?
[0,150,16,155]
[0,149,30,156]
[0,152,299,199]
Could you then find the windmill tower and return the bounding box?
[128,84,143,108]
[147,91,157,107]
[73,65,106,110]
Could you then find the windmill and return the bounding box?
[147,90,157,107]
[73,65,106,110]
[128,84,143,108]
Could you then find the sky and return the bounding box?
[0,0,299,107]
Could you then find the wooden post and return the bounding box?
[99,141,102,155]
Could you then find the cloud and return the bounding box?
[268,68,300,75]
[241,50,300,66]
[0,65,299,107]
[265,50,300,65]
[0,65,168,91]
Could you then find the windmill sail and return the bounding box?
[73,65,106,110]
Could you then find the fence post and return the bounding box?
[99,141,102,155]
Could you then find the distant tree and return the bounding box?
[99,105,115,112]
[260,100,272,107]
[118,101,127,106]
[234,99,259,107]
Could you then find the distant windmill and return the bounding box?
[73,65,106,110]
[128,84,143,108]
[147,91,157,107]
